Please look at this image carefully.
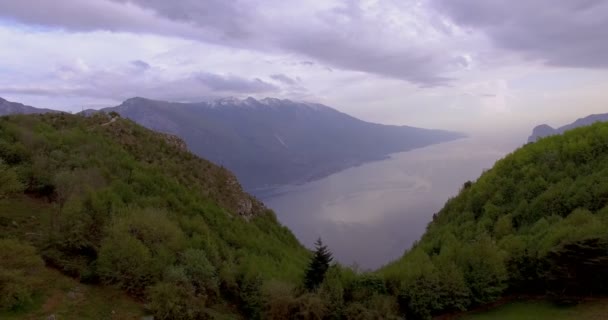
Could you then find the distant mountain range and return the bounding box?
[1,96,464,192]
[96,97,464,192]
[0,97,55,115]
[528,113,608,143]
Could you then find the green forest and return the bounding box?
[381,121,608,318]
[1,113,608,319]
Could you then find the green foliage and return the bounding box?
[262,280,333,320]
[459,237,508,304]
[238,274,264,320]
[381,122,608,317]
[304,238,333,291]
[180,249,219,298]
[262,265,403,320]
[1,113,409,319]
[4,113,608,318]
[0,239,44,311]
[0,113,309,317]
[263,281,297,320]
[288,293,328,319]
[147,278,208,320]
[97,228,156,294]
[0,160,22,198]
[461,299,608,320]
[318,266,347,318]
[342,296,401,320]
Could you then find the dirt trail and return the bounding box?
[101,117,117,126]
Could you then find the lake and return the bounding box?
[262,134,525,270]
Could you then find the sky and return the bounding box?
[0,0,607,133]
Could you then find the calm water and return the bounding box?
[262,135,524,270]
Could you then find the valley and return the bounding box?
[2,2,608,318]
[264,135,523,269]
[2,100,608,319]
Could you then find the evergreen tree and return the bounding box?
[304,238,333,291]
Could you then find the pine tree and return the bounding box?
[304,238,333,291]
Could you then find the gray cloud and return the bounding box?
[195,72,278,93]
[270,74,298,85]
[0,0,465,86]
[0,87,82,97]
[0,0,202,37]
[0,64,279,102]
[111,0,252,40]
[432,0,608,68]
[131,60,151,71]
[281,32,452,85]
[123,0,458,85]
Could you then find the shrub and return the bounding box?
[97,231,155,294]
[180,249,219,298]
[0,160,23,198]
[147,281,208,320]
[263,281,297,320]
[0,239,44,311]
[238,274,264,320]
[289,293,327,320]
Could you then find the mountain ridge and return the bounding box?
[528,113,608,142]
[0,97,57,116]
[97,96,466,192]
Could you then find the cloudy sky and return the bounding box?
[0,0,607,133]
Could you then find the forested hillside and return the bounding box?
[381,122,608,318]
[0,113,415,319]
[0,112,310,318]
[3,113,608,320]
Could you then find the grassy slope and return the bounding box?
[0,197,147,319]
[458,299,608,320]
[0,267,145,320]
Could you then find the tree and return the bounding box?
[0,160,22,198]
[304,238,333,291]
[51,170,78,235]
[239,273,264,320]
[147,266,209,320]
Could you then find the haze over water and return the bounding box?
[263,133,526,270]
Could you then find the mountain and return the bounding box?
[527,113,608,142]
[0,96,56,115]
[382,121,608,318]
[0,112,309,318]
[4,111,608,319]
[99,97,465,192]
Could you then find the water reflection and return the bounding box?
[262,135,524,270]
